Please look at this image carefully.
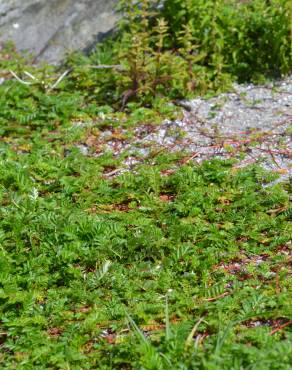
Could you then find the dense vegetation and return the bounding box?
[66,0,292,108]
[0,0,291,368]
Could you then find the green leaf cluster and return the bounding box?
[65,0,291,108]
[0,1,291,367]
[0,123,291,367]
[162,0,292,82]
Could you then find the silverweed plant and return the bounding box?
[0,126,291,368]
[0,2,291,366]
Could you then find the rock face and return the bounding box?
[0,0,119,64]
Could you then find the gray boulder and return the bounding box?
[0,0,119,64]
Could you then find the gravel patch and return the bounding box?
[79,76,292,182]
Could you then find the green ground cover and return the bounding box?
[0,0,291,368]
[0,115,291,369]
